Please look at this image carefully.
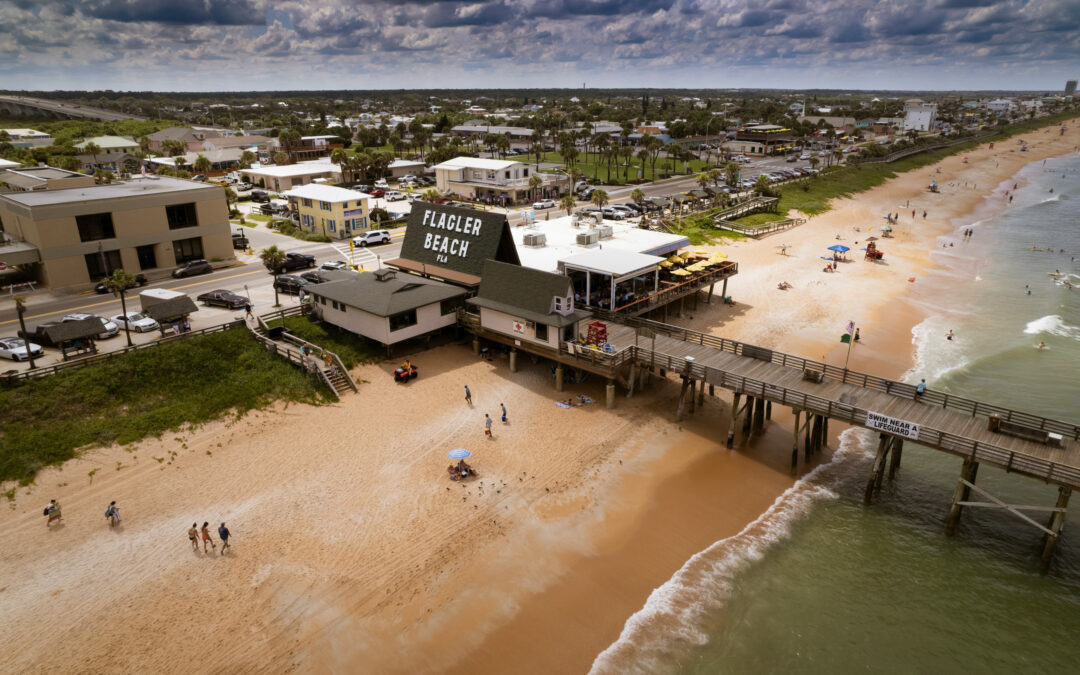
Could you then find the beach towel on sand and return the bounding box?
[555,401,572,409]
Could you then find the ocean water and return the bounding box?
[592,153,1080,673]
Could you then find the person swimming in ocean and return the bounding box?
[1037,342,1046,350]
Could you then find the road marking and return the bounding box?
[0,268,266,326]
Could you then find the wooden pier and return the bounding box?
[460,310,1080,570]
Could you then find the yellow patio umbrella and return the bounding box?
[666,254,682,263]
[692,249,709,256]
[686,262,707,272]
[671,268,692,276]
[659,260,674,268]
[678,252,695,261]
[709,251,729,261]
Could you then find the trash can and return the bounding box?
[987,413,1001,432]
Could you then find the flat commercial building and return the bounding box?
[1,166,95,192]
[4,129,52,148]
[240,163,341,192]
[0,176,232,289]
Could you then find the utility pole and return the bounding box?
[15,296,36,370]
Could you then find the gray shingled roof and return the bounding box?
[43,318,102,343]
[397,202,520,280]
[309,270,465,317]
[467,260,587,327]
[144,296,199,322]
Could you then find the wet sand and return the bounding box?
[2,119,1078,674]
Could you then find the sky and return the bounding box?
[1,0,1078,92]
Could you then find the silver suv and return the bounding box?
[353,230,391,247]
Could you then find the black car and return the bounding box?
[196,289,249,309]
[274,275,310,295]
[277,252,316,273]
[94,273,148,294]
[251,190,270,203]
[172,259,213,278]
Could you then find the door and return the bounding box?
[136,245,157,270]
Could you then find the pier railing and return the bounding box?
[636,346,1080,487]
[593,312,1080,441]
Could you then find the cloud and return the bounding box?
[0,0,1077,90]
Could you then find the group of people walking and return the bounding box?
[43,499,122,528]
[189,521,231,555]
[465,385,508,439]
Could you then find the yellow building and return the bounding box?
[283,184,371,241]
[0,175,232,289]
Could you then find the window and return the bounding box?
[84,249,122,279]
[173,236,203,263]
[327,219,336,232]
[472,169,482,180]
[76,212,115,242]
[505,171,511,179]
[523,168,529,177]
[389,309,418,332]
[165,203,198,229]
[553,296,563,312]
[320,201,331,211]
[301,198,313,207]
[535,323,548,341]
[440,297,463,315]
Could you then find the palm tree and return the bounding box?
[592,134,609,182]
[278,130,301,163]
[163,139,187,158]
[239,150,256,169]
[422,188,441,203]
[754,175,771,193]
[591,189,609,209]
[82,141,102,164]
[331,147,350,183]
[495,134,510,159]
[630,188,645,206]
[697,172,711,190]
[528,174,543,202]
[174,156,189,172]
[224,186,237,213]
[193,154,212,176]
[724,162,740,188]
[260,246,287,307]
[104,269,138,347]
[560,194,577,217]
[13,296,35,370]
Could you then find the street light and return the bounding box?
[705,116,718,168]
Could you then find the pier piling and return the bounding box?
[727,393,741,448]
[1040,487,1072,573]
[945,458,980,535]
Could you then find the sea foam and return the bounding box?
[1024,314,1080,340]
[589,430,873,675]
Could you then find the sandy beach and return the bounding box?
[2,119,1078,674]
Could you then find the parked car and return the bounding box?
[111,312,159,333]
[354,184,372,193]
[353,230,391,247]
[61,313,119,339]
[369,188,385,198]
[786,155,798,163]
[172,259,213,278]
[374,179,389,188]
[274,275,310,295]
[799,154,811,160]
[601,207,626,220]
[610,205,636,217]
[277,251,316,273]
[94,273,148,294]
[533,199,556,210]
[196,289,249,309]
[236,182,253,191]
[320,261,348,271]
[385,191,406,201]
[416,176,435,186]
[621,202,644,213]
[399,179,417,189]
[579,187,596,199]
[251,190,270,203]
[301,269,331,283]
[0,336,44,362]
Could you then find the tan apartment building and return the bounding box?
[432,157,570,205]
[0,176,232,289]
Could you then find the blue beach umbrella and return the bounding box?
[828,244,850,253]
[448,448,471,459]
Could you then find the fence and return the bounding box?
[855,132,1001,165]
[1,320,246,383]
[255,306,357,394]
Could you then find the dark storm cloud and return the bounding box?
[82,0,264,25]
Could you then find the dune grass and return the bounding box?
[0,327,328,485]
[266,315,383,368]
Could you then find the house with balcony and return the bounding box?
[282,184,371,241]
[432,157,569,205]
[277,135,343,162]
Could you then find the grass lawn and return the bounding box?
[0,327,328,486]
[246,213,272,222]
[674,208,748,245]
[266,315,383,369]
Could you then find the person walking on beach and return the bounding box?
[500,402,508,424]
[484,414,493,439]
[946,329,954,341]
[200,521,216,553]
[915,379,927,402]
[105,501,120,526]
[189,523,200,551]
[218,522,231,555]
[923,211,927,219]
[464,385,472,406]
[44,499,62,527]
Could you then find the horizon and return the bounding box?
[2,1,1078,92]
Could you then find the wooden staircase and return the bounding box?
[249,308,358,397]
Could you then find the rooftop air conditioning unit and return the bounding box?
[597,225,613,240]
[522,232,547,247]
[576,231,600,246]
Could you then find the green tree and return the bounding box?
[193,154,212,175]
[260,246,287,308]
[528,174,543,202]
[630,188,646,206]
[724,162,740,187]
[104,269,138,347]
[272,151,289,166]
[422,188,441,203]
[591,189,609,209]
[330,148,350,183]
[163,139,187,158]
[560,193,577,217]
[278,130,301,163]
[239,150,255,169]
[754,174,771,193]
[82,141,102,164]
[697,172,711,190]
[644,136,664,179]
